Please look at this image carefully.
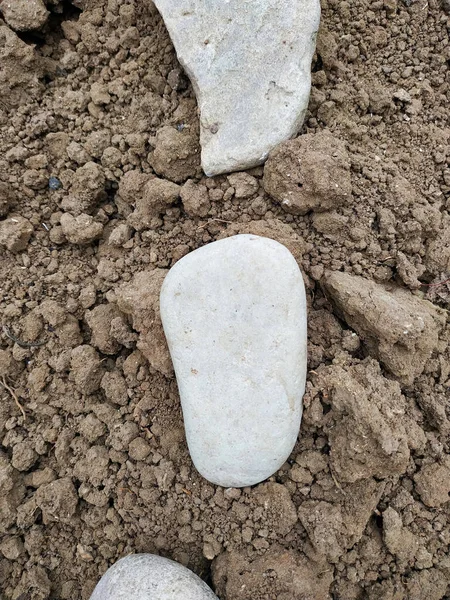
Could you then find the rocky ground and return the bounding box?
[0,0,449,599]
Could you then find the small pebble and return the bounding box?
[49,177,62,190]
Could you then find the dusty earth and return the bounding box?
[0,0,450,598]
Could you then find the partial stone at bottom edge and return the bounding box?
[90,554,218,600]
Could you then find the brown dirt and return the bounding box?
[0,0,449,598]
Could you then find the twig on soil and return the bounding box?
[329,466,345,495]
[2,324,47,348]
[197,218,233,229]
[0,376,26,421]
[421,278,450,288]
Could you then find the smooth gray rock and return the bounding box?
[160,235,307,487]
[153,0,321,176]
[90,554,218,600]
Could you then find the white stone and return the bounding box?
[90,554,219,600]
[160,234,307,487]
[153,0,321,176]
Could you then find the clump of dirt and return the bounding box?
[0,0,449,599]
[263,130,352,214]
[323,270,446,384]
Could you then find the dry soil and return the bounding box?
[0,0,449,599]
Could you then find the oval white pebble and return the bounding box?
[90,554,219,600]
[160,234,307,487]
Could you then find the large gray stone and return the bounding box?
[160,235,307,487]
[90,554,218,600]
[153,0,321,176]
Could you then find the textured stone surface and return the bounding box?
[160,234,307,487]
[153,0,320,176]
[90,554,218,600]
